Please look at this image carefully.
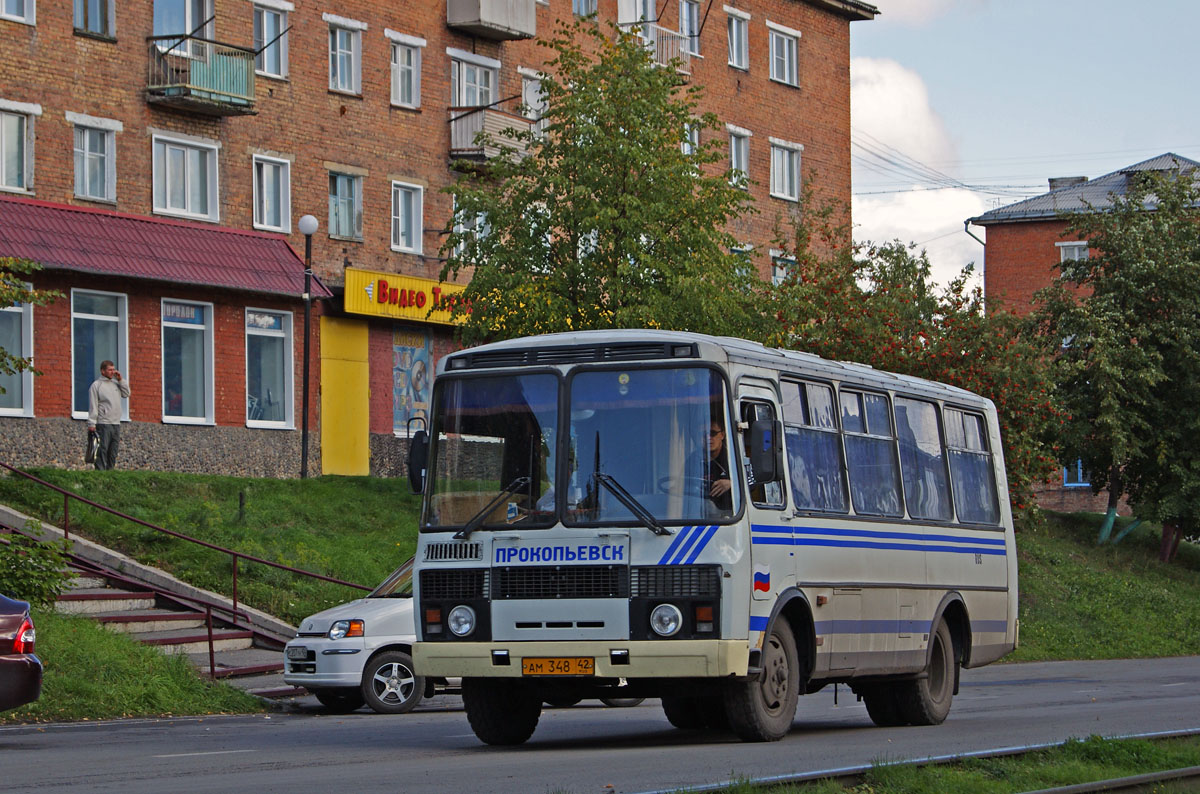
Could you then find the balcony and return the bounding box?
[449,105,533,161]
[447,0,535,40]
[637,23,692,75]
[146,35,256,117]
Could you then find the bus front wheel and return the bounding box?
[724,619,800,741]
[462,678,541,745]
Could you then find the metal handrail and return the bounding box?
[0,462,371,623]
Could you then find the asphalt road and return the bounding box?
[3,657,1198,794]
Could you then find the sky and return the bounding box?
[848,0,1200,287]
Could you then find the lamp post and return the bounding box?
[297,214,319,479]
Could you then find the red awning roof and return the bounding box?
[0,195,332,299]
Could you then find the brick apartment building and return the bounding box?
[0,0,876,477]
[968,152,1200,513]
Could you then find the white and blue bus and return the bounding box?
[409,330,1017,744]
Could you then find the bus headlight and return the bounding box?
[448,605,476,637]
[649,604,683,637]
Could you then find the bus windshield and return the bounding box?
[566,367,739,525]
[424,373,559,530]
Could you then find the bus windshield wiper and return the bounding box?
[593,473,672,536]
[454,476,531,540]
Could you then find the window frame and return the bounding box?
[328,171,363,241]
[151,132,220,222]
[727,124,751,187]
[70,288,128,421]
[944,406,1001,526]
[387,31,425,109]
[679,0,700,55]
[1057,241,1089,262]
[253,3,290,79]
[325,14,365,95]
[252,154,292,233]
[767,21,800,87]
[839,388,904,518]
[725,6,749,70]
[0,0,34,25]
[770,249,795,286]
[448,49,500,107]
[0,281,34,417]
[769,138,803,202]
[390,180,424,254]
[160,298,215,425]
[153,0,212,56]
[0,100,40,194]
[1063,459,1091,488]
[69,116,118,203]
[573,0,597,16]
[245,308,294,429]
[74,0,113,37]
[781,378,850,515]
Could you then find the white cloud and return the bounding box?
[850,56,984,287]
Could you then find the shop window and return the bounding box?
[392,326,432,435]
[71,289,127,419]
[0,285,33,416]
[161,300,213,424]
[245,309,293,428]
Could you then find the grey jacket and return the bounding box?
[87,376,130,426]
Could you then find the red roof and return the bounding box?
[0,196,332,299]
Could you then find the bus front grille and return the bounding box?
[631,565,721,597]
[420,568,489,599]
[492,565,629,599]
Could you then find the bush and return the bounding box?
[0,521,73,608]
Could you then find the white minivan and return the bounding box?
[283,557,448,713]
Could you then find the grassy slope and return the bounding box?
[0,609,263,724]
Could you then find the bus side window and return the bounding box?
[741,402,785,508]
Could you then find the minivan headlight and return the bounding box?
[328,619,364,640]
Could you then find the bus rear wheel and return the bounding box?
[895,620,956,726]
[724,619,800,741]
[462,678,541,745]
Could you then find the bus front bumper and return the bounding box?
[413,639,749,679]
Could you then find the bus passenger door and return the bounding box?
[737,390,792,602]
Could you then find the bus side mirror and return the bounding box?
[749,419,782,483]
[407,429,429,494]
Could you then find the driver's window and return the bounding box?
[741,402,785,508]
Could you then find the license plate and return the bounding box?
[521,657,595,676]
[286,646,308,660]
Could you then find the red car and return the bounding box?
[0,594,42,712]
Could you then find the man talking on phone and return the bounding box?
[88,360,130,470]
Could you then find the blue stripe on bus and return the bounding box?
[791,526,1007,547]
[972,620,1009,633]
[749,616,769,631]
[669,526,706,565]
[815,619,933,634]
[681,525,719,565]
[749,523,1007,556]
[657,525,697,565]
[752,536,1006,555]
[656,525,720,565]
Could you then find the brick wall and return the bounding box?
[982,219,1094,315]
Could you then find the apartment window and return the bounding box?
[253,4,289,78]
[328,172,362,240]
[253,155,290,232]
[246,309,293,428]
[521,74,547,137]
[1,0,33,24]
[326,16,365,94]
[452,199,489,258]
[73,127,115,201]
[726,8,748,70]
[154,0,212,56]
[768,22,800,86]
[161,300,213,424]
[728,125,750,186]
[680,0,700,55]
[1064,460,1090,488]
[152,134,219,221]
[573,0,596,15]
[0,286,33,417]
[1,108,34,191]
[74,0,112,36]
[391,181,423,253]
[71,289,127,418]
[770,139,802,202]
[1058,241,1089,262]
[388,32,425,108]
[450,51,498,107]
[681,121,700,155]
[770,250,795,286]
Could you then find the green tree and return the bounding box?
[0,257,59,392]
[1030,165,1200,559]
[768,195,1059,526]
[440,20,766,345]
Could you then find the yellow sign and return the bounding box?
[343,268,467,326]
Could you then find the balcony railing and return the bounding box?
[637,23,692,75]
[146,35,256,117]
[449,105,534,161]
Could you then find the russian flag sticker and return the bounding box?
[753,564,770,593]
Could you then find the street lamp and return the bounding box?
[297,214,319,479]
